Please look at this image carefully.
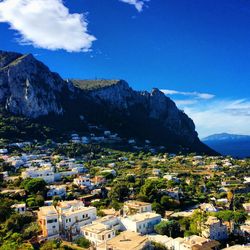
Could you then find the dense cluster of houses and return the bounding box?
[0,139,249,250]
[37,199,241,250]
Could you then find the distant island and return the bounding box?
[202,133,250,158]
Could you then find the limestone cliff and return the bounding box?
[0,50,216,154]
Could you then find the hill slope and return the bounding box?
[0,50,216,155]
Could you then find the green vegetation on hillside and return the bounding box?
[71,79,120,91]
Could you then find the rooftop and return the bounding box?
[183,235,220,248]
[205,216,220,225]
[98,231,149,250]
[38,206,57,217]
[124,212,161,222]
[124,200,151,207]
[81,223,113,234]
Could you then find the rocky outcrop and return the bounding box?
[0,50,216,154]
[82,80,197,145]
[0,51,71,117]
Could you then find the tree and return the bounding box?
[0,198,13,222]
[140,179,164,202]
[152,202,165,217]
[75,236,91,248]
[150,241,167,250]
[21,178,47,195]
[154,220,181,238]
[109,183,129,202]
[22,222,41,240]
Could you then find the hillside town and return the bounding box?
[0,129,249,250]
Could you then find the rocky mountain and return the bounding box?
[202,133,250,158]
[0,50,216,154]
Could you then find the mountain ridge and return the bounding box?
[0,50,217,155]
[203,133,250,141]
[202,133,250,158]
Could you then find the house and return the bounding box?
[47,185,66,198]
[21,166,55,183]
[11,203,26,214]
[174,235,219,250]
[128,139,136,144]
[200,203,218,212]
[243,203,250,215]
[92,176,106,185]
[81,223,116,246]
[202,216,228,240]
[121,212,161,234]
[152,169,161,176]
[0,149,8,154]
[239,220,250,239]
[164,187,181,201]
[92,215,122,231]
[163,174,180,183]
[71,134,81,143]
[73,176,93,188]
[56,200,97,239]
[37,206,60,239]
[123,200,152,215]
[97,231,150,250]
[0,171,8,180]
[82,137,90,144]
[104,131,111,136]
[147,234,173,249]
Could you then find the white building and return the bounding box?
[152,169,161,176]
[57,200,97,239]
[82,137,90,144]
[200,203,218,212]
[123,200,152,215]
[202,216,228,240]
[0,149,8,154]
[92,215,122,231]
[174,235,219,250]
[121,212,161,234]
[38,206,60,239]
[81,223,116,246]
[47,185,66,198]
[243,203,250,215]
[21,166,55,183]
[73,176,93,188]
[97,231,150,250]
[11,203,27,214]
[147,234,173,249]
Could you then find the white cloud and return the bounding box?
[0,0,96,52]
[174,99,198,106]
[119,0,146,12]
[161,89,215,100]
[180,99,250,138]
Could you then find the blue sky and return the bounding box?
[0,0,249,138]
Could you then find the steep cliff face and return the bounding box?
[76,80,197,145]
[0,50,216,154]
[0,51,70,117]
